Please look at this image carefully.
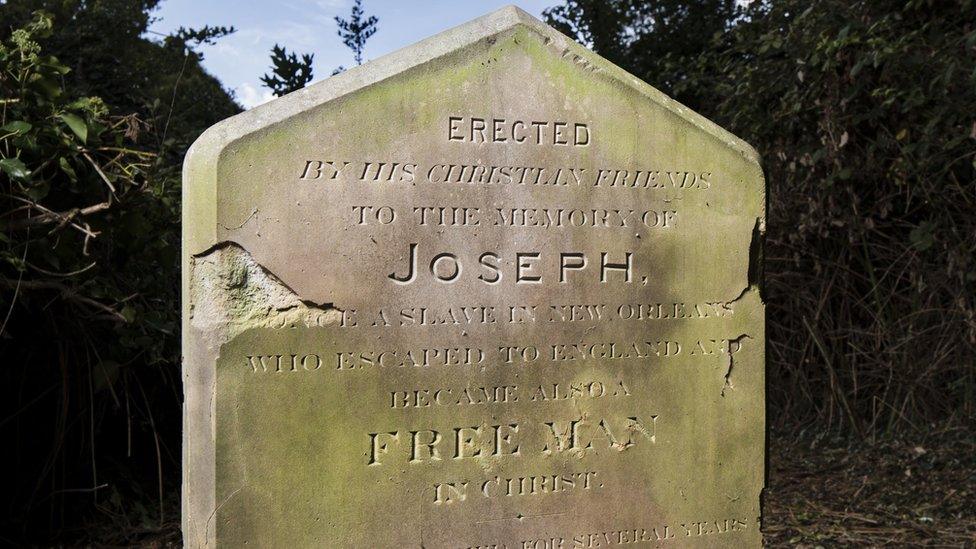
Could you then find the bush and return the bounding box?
[0,6,238,541]
[548,0,976,434]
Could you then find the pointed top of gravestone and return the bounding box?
[187,4,758,169]
[184,4,762,265]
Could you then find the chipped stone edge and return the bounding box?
[189,241,343,342]
[181,5,767,547]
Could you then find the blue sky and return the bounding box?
[149,1,555,109]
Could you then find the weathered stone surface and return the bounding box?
[182,6,765,548]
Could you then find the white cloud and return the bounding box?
[315,0,351,9]
[236,82,275,109]
[231,20,320,51]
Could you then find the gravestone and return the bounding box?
[182,6,765,548]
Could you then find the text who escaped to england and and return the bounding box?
[227,115,752,538]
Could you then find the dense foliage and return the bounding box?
[547,0,976,433]
[545,0,740,108]
[0,1,239,542]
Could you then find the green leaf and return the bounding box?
[121,305,137,323]
[5,253,26,271]
[24,180,49,200]
[0,157,30,181]
[32,76,63,100]
[1,121,32,135]
[59,157,78,182]
[43,59,70,75]
[59,112,88,143]
[910,222,936,252]
[88,120,107,140]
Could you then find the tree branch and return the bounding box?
[0,278,127,322]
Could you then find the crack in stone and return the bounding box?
[218,208,258,231]
[205,485,244,543]
[722,333,753,397]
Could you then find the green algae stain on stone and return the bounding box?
[183,6,765,548]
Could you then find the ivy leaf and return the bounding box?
[0,157,31,181]
[1,121,32,135]
[25,180,50,200]
[59,157,78,182]
[43,59,71,75]
[121,305,137,323]
[910,221,936,252]
[59,113,88,143]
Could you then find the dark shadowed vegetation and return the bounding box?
[764,426,975,546]
[0,1,238,543]
[547,0,976,435]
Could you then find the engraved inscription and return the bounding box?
[198,12,765,547]
[448,116,591,146]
